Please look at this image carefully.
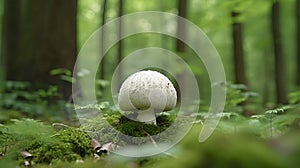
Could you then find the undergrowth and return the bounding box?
[0,119,93,165]
[0,81,74,124]
[0,83,299,167]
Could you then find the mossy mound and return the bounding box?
[0,119,94,165]
[116,115,173,137]
[83,113,176,146]
[0,114,179,166]
[26,128,94,164]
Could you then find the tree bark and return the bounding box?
[297,0,300,86]
[232,11,250,115]
[175,0,188,104]
[176,0,188,52]
[1,0,21,91]
[271,1,288,104]
[2,0,21,90]
[231,12,247,85]
[99,0,107,80]
[5,0,77,98]
[116,0,124,87]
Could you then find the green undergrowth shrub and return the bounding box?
[0,81,74,123]
[196,84,300,139]
[213,104,300,140]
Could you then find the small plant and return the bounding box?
[224,84,257,114]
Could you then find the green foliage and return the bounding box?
[197,85,300,139]
[0,118,55,153]
[217,104,300,138]
[0,81,72,123]
[265,105,292,115]
[50,68,75,83]
[153,126,288,168]
[224,84,257,114]
[0,91,299,167]
[288,90,300,104]
[196,84,257,125]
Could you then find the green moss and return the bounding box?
[57,128,94,157]
[115,115,172,137]
[25,127,93,164]
[83,113,175,146]
[28,141,80,164]
[1,115,176,165]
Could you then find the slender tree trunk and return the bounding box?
[100,0,107,80]
[176,0,188,103]
[297,0,300,86]
[176,0,187,52]
[5,0,77,99]
[116,0,123,87]
[271,1,288,104]
[2,0,21,91]
[232,11,250,115]
[0,1,3,92]
[232,12,247,85]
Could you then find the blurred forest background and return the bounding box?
[0,0,299,119]
[0,0,300,167]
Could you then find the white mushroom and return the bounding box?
[118,70,177,125]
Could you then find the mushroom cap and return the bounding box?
[118,70,177,112]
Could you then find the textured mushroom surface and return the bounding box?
[118,70,177,112]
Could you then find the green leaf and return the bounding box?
[60,75,76,83]
[8,118,54,138]
[50,68,72,76]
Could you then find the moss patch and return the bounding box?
[115,115,173,137]
[26,128,93,164]
[83,113,176,146]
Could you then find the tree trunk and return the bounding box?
[5,0,77,99]
[232,11,250,115]
[231,12,247,85]
[99,0,107,80]
[176,0,188,52]
[0,1,3,92]
[297,0,300,86]
[271,1,288,104]
[116,0,123,87]
[1,0,21,91]
[176,0,188,103]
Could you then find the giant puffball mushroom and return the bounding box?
[118,70,177,125]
